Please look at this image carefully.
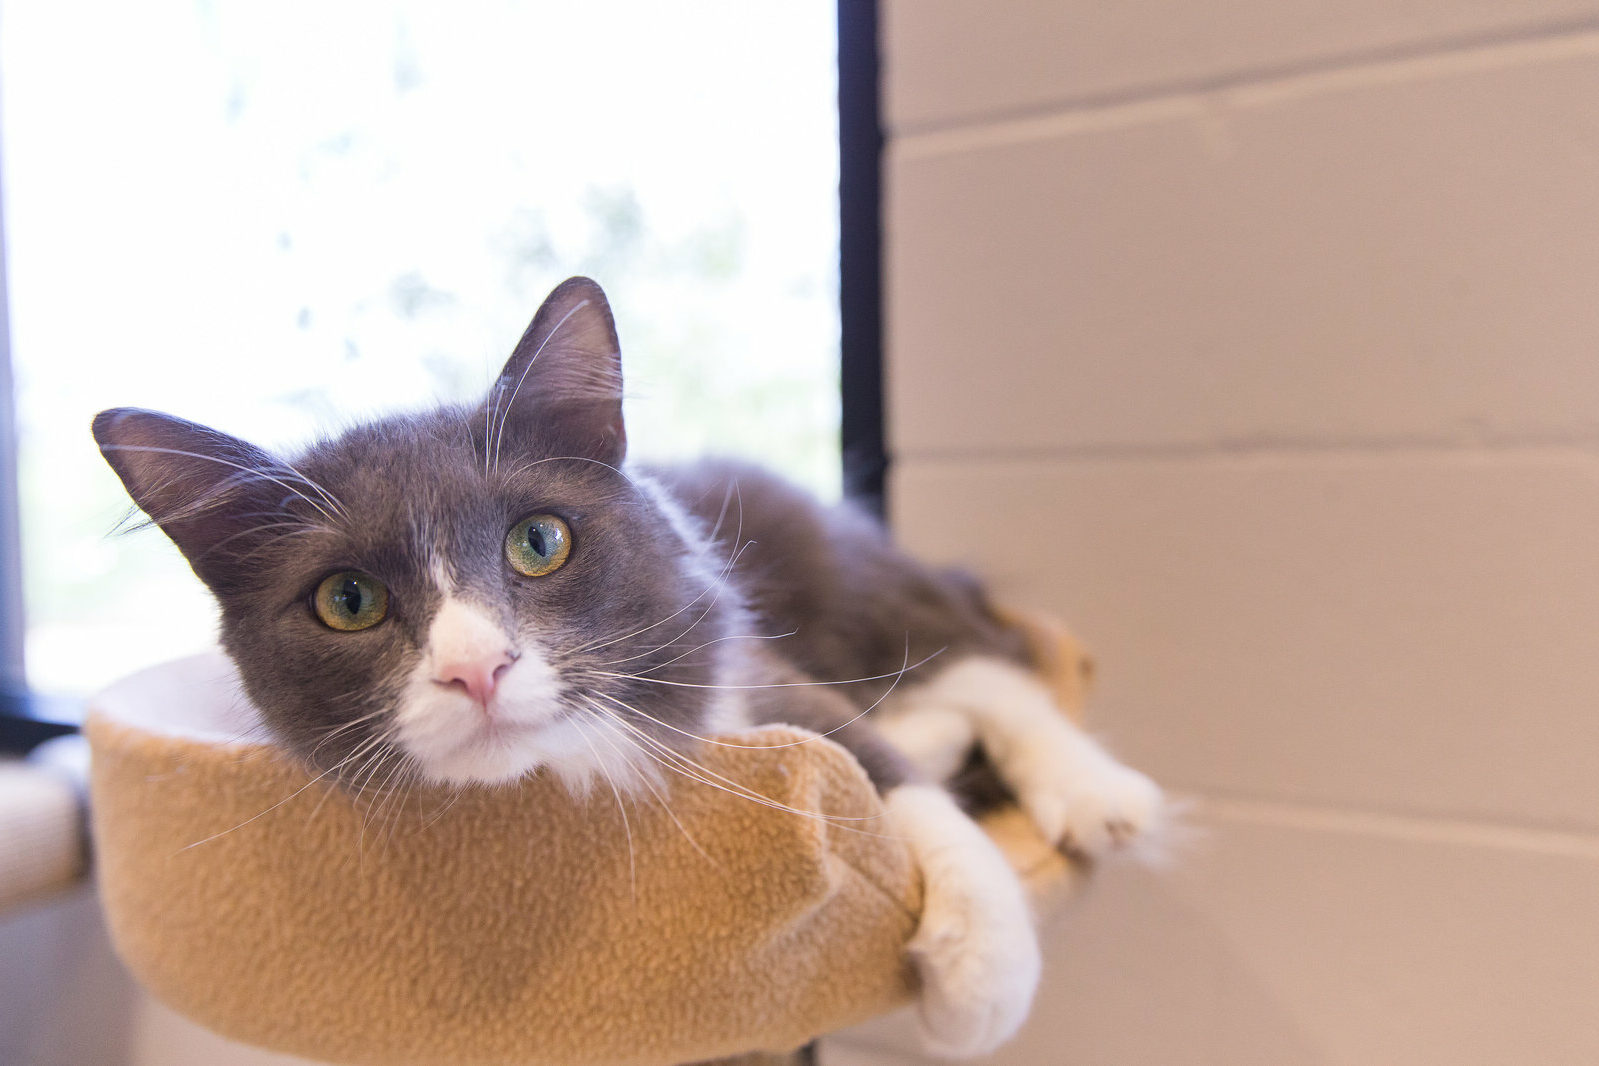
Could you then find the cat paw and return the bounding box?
[910,906,1040,1059]
[899,656,1166,860]
[1013,737,1164,858]
[887,785,1041,1057]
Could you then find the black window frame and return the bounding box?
[839,0,886,520]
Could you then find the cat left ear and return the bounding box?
[92,408,311,594]
[482,276,625,467]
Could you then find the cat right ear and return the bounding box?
[482,276,626,467]
[92,408,324,593]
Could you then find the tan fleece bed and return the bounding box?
[85,614,1086,1066]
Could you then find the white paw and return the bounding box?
[1010,731,1165,857]
[896,656,1165,859]
[887,785,1041,1058]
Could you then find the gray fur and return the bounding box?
[92,277,1025,796]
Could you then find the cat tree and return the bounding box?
[85,611,1088,1065]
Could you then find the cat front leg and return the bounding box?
[883,656,1165,858]
[884,783,1041,1057]
[742,664,1039,1056]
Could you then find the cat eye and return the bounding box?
[312,571,389,631]
[505,514,572,577]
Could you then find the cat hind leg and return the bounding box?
[883,656,1165,858]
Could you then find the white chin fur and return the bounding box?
[395,668,660,795]
[391,596,668,793]
[410,711,661,797]
[392,621,651,792]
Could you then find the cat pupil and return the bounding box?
[338,580,363,616]
[528,528,548,557]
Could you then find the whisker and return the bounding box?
[360,754,411,855]
[569,714,637,901]
[355,746,421,857]
[583,713,720,869]
[584,700,891,832]
[586,647,947,693]
[379,759,423,853]
[176,758,345,853]
[484,368,495,479]
[419,782,467,831]
[589,649,906,751]
[613,727,897,838]
[201,521,328,563]
[567,475,748,658]
[303,726,392,821]
[574,536,754,659]
[276,456,350,520]
[307,705,396,762]
[705,476,740,546]
[346,731,402,802]
[588,543,752,664]
[100,443,342,525]
[597,627,796,672]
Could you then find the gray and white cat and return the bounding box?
[93,277,1162,1057]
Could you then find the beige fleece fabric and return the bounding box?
[86,615,1080,1066]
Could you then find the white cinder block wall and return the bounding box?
[831,3,1599,1064]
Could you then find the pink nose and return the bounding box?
[433,650,516,705]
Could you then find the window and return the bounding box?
[1,1,845,698]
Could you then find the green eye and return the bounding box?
[506,513,572,577]
[313,571,389,631]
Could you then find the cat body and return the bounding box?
[94,277,1162,1057]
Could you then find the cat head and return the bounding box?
[94,277,737,793]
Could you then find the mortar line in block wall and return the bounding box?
[891,437,1599,469]
[892,19,1599,159]
[1192,793,1599,860]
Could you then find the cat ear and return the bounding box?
[92,408,320,593]
[483,276,626,466]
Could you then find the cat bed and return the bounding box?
[85,613,1086,1066]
